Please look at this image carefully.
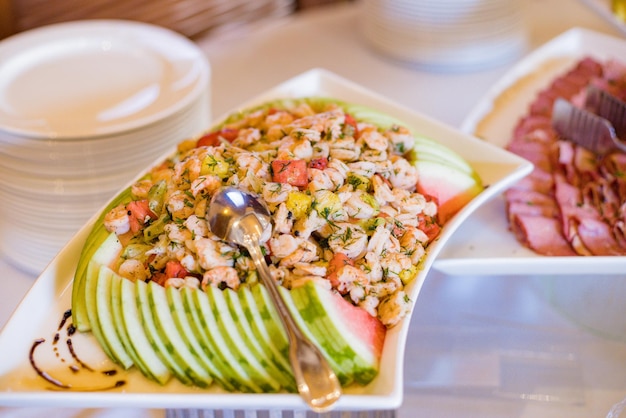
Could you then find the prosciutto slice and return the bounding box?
[509,214,577,256]
[503,56,626,256]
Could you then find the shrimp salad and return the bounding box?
[103,98,441,328]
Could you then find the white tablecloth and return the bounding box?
[2,0,626,416]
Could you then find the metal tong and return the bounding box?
[551,85,626,155]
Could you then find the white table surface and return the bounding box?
[2,0,626,417]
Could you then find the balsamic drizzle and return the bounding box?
[28,309,126,391]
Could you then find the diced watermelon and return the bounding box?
[196,129,239,147]
[271,159,308,187]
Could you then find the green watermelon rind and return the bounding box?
[189,287,264,392]
[204,286,280,393]
[165,286,229,389]
[147,281,213,388]
[119,277,171,385]
[237,285,295,389]
[136,280,193,386]
[291,281,380,385]
[223,287,295,390]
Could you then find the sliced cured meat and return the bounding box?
[576,217,626,255]
[507,201,559,219]
[505,188,555,206]
[509,214,577,256]
[503,56,626,257]
[509,169,554,194]
[507,140,553,172]
[513,115,553,140]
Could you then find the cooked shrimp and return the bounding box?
[235,153,270,179]
[347,161,377,177]
[280,238,319,266]
[311,141,330,159]
[372,175,395,206]
[292,262,327,277]
[367,224,394,256]
[334,264,368,304]
[308,169,337,193]
[290,128,321,143]
[380,252,413,283]
[330,137,360,161]
[166,190,196,220]
[103,203,131,235]
[118,259,149,282]
[184,214,209,239]
[262,182,295,205]
[131,179,154,199]
[327,223,368,259]
[359,251,383,282]
[361,149,388,163]
[385,126,415,154]
[391,188,427,215]
[165,277,200,290]
[292,209,327,240]
[269,234,300,259]
[274,202,294,234]
[358,295,379,318]
[389,158,419,190]
[232,128,261,148]
[202,266,240,290]
[194,237,235,270]
[359,125,388,152]
[345,190,379,219]
[190,175,221,197]
[378,290,411,328]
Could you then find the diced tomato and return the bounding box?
[418,215,441,242]
[326,252,354,288]
[165,260,189,279]
[271,159,308,187]
[344,113,359,138]
[196,128,239,147]
[308,157,328,170]
[127,200,157,234]
[150,272,167,286]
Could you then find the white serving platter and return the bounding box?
[0,68,531,410]
[433,28,626,276]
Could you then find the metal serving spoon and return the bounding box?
[206,187,342,412]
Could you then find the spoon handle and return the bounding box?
[246,240,302,335]
[242,217,341,411]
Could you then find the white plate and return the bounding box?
[433,28,626,276]
[0,69,531,410]
[0,20,209,139]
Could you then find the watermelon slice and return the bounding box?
[414,159,483,224]
[289,281,386,385]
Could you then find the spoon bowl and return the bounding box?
[207,187,342,412]
[206,186,271,245]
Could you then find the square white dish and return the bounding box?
[433,28,626,276]
[0,68,531,410]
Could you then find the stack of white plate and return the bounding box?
[360,0,528,72]
[0,20,211,275]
